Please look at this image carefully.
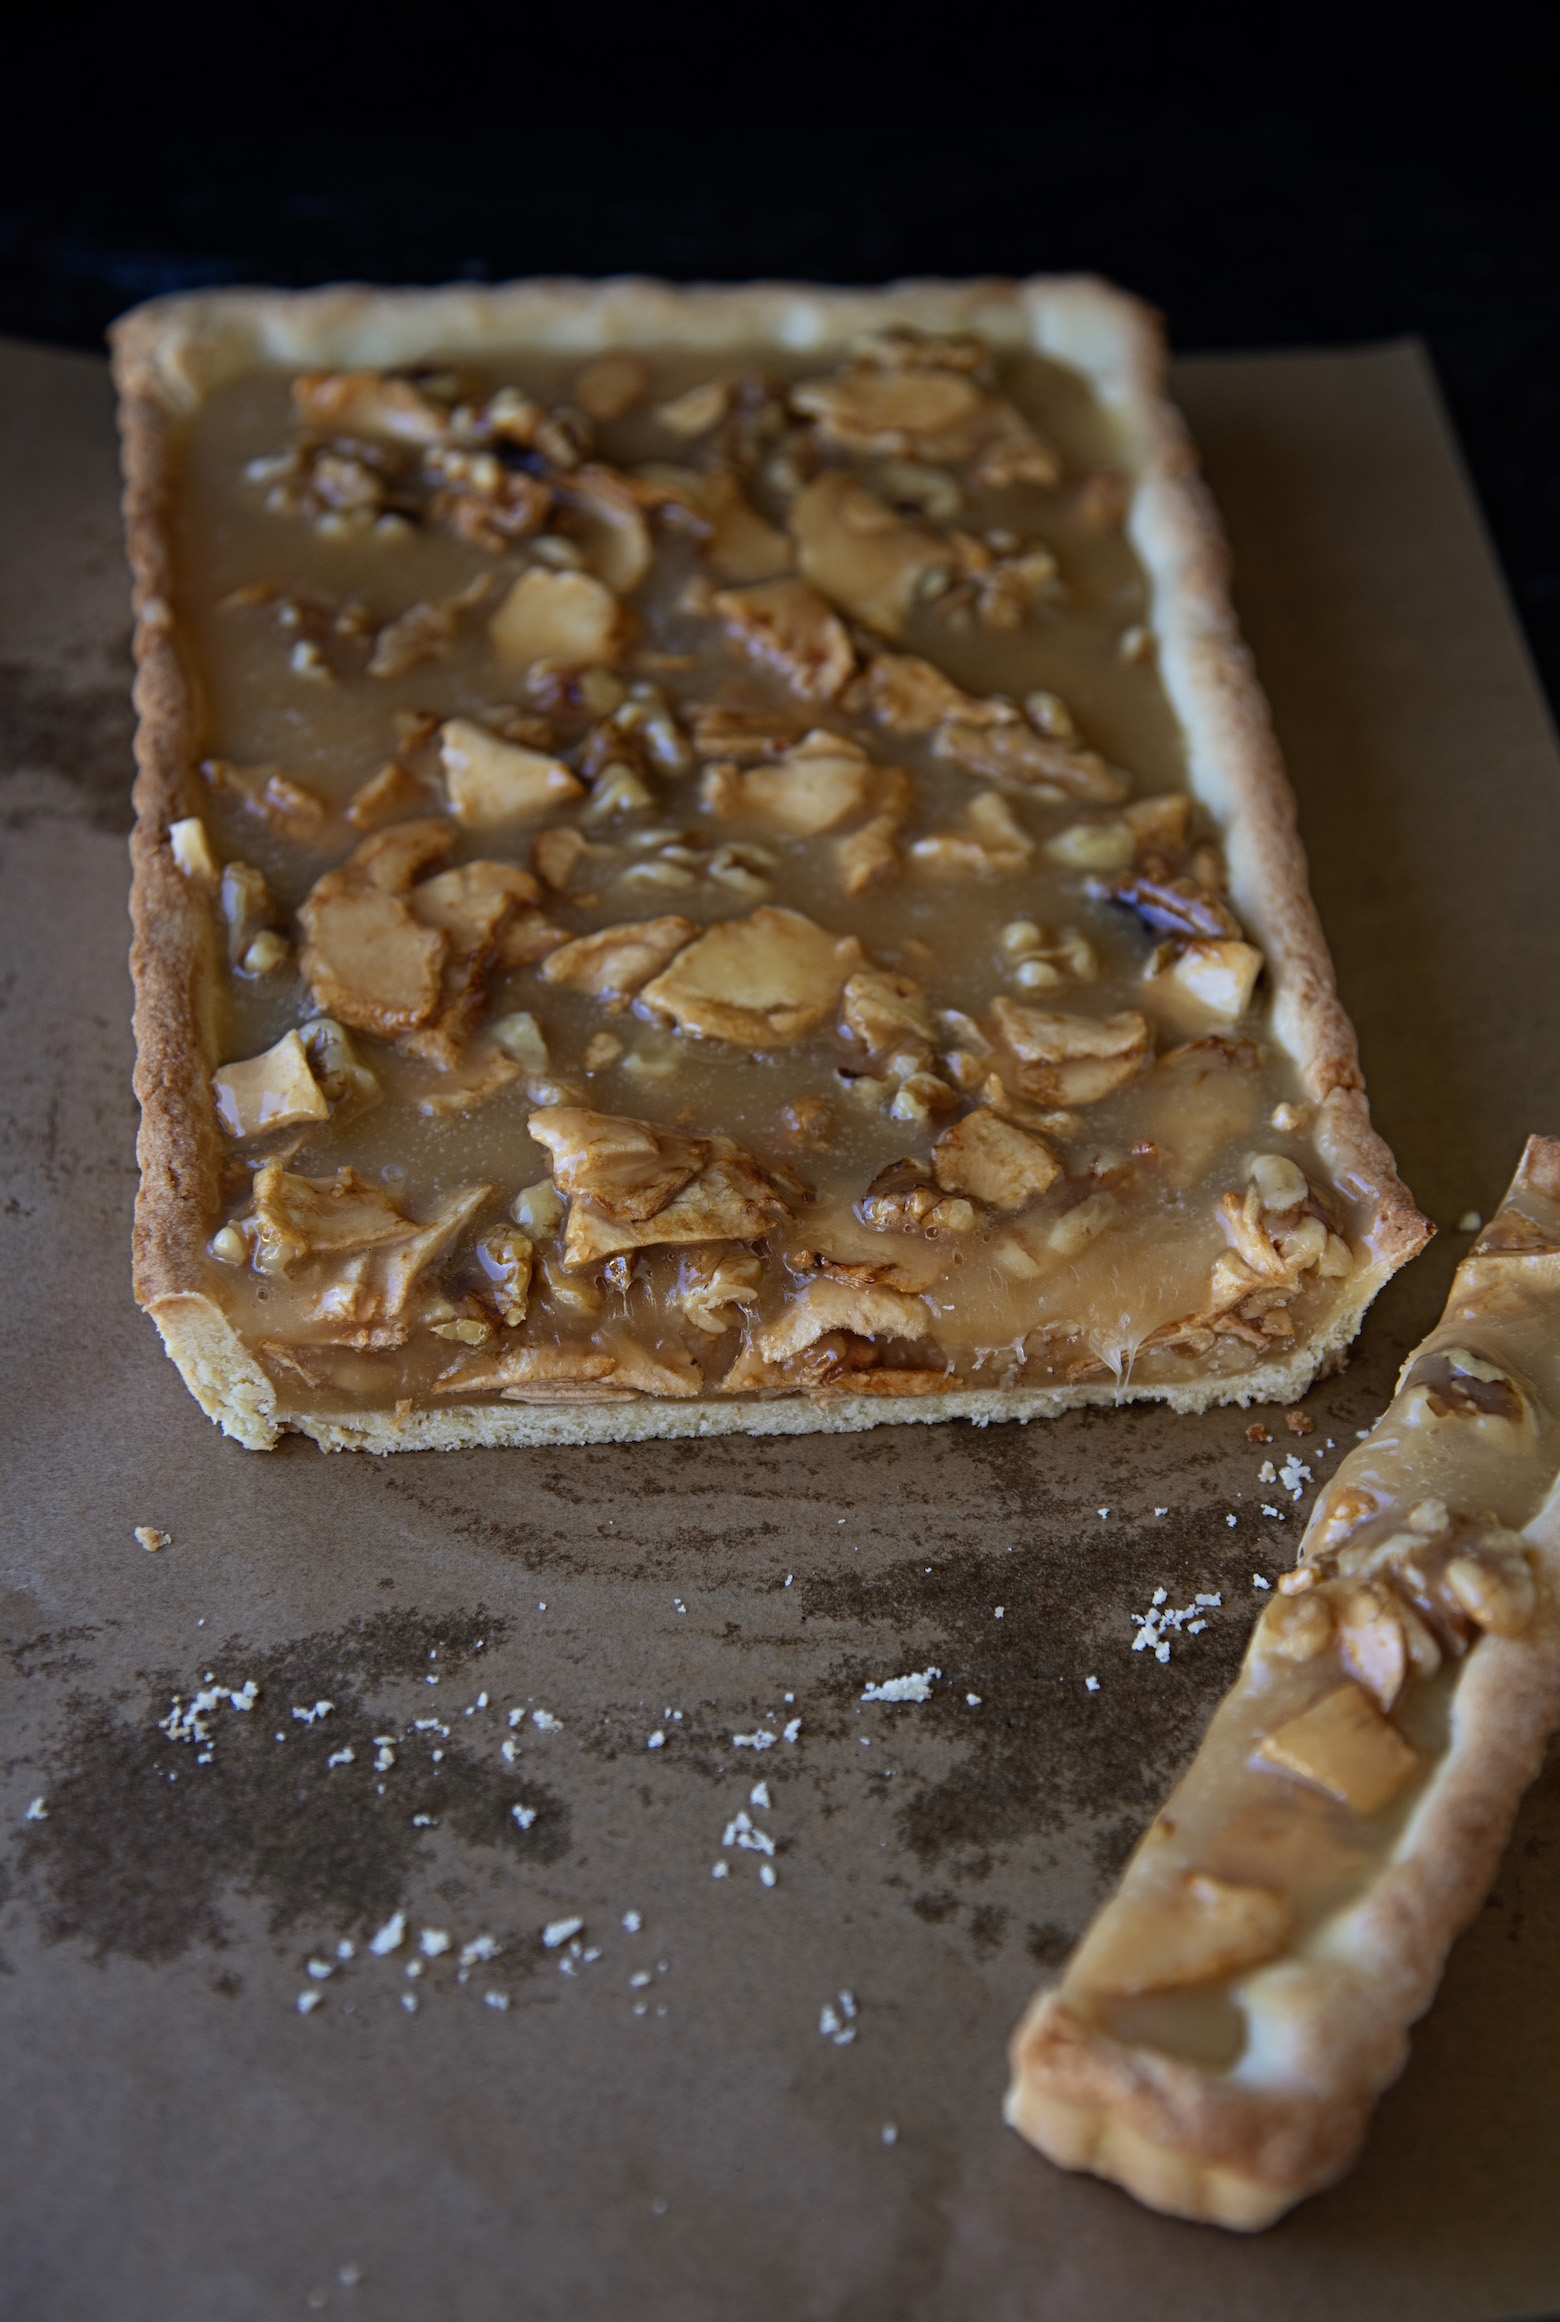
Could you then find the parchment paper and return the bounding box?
[2,334,1558,2322]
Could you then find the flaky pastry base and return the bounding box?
[114,275,1428,1451]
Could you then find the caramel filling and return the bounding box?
[168,330,1366,1413]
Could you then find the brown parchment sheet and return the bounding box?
[2,333,1559,2322]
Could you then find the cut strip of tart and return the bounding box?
[1006,1134,1560,2230]
[116,277,1426,1450]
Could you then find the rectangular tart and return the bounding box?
[113,276,1429,1451]
[1008,1135,1560,2229]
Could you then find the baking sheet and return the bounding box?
[2,332,1559,2322]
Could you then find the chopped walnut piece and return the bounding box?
[490,566,631,670]
[529,1106,789,1267]
[635,464,793,583]
[1107,866,1241,942]
[169,816,219,885]
[298,820,452,1037]
[656,379,732,437]
[601,1335,704,1397]
[573,353,649,421]
[414,1052,524,1118]
[555,464,654,594]
[752,1277,933,1366]
[789,472,949,639]
[1069,1872,1292,1998]
[439,718,583,828]
[346,760,430,831]
[527,1108,704,1221]
[638,906,863,1046]
[793,362,987,452]
[212,1028,330,1138]
[710,579,855,703]
[840,968,934,1057]
[532,827,589,891]
[298,1017,379,1118]
[704,729,879,836]
[244,1164,492,1347]
[1256,1683,1419,1816]
[991,999,1151,1106]
[219,860,277,970]
[930,1108,1060,1210]
[539,916,697,1008]
[1149,939,1264,1024]
[432,1344,623,1398]
[910,790,1032,878]
[401,858,540,1065]
[858,1157,975,1236]
[684,703,799,761]
[291,370,451,445]
[932,718,1128,806]
[475,1225,534,1324]
[674,1247,764,1335]
[850,650,981,735]
[367,602,454,680]
[835,814,901,896]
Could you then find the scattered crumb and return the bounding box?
[1226,1514,1237,1528]
[820,1992,858,2045]
[369,1911,406,1956]
[23,1797,48,1821]
[135,1526,171,1553]
[860,1668,939,1704]
[1458,1209,1482,1232]
[646,1730,666,1749]
[1084,1676,1099,1693]
[966,1692,982,1706]
[622,1911,642,1933]
[760,1865,778,1887]
[297,1990,323,2015]
[882,2124,898,2146]
[712,1861,729,1878]
[1253,1575,1271,1591]
[1153,1507,1168,1517]
[484,1991,511,2011]
[542,1917,583,1949]
[1245,1423,1270,1444]
[1278,1455,1313,1502]
[1283,1410,1315,1437]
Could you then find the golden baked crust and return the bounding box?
[113,275,1428,1451]
[1006,1135,1560,2229]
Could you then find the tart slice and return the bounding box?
[1006,1135,1560,2229]
[114,277,1426,1450]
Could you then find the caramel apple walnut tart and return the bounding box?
[114,277,1427,1449]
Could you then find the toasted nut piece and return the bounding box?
[539,916,697,1008]
[1149,938,1264,1024]
[169,816,219,884]
[1444,1550,1536,1637]
[931,1108,1060,1211]
[440,718,583,828]
[1256,1683,1419,1815]
[1048,1192,1116,1258]
[510,1179,565,1237]
[1257,1589,1334,1661]
[212,1028,330,1138]
[639,907,862,1047]
[711,579,855,703]
[1335,1583,1409,1710]
[346,761,429,832]
[656,379,731,437]
[573,353,650,421]
[835,814,901,895]
[1248,1153,1308,1210]
[476,1226,534,1325]
[490,567,631,670]
[1069,1871,1291,1998]
[789,471,949,639]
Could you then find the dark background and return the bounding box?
[5,13,1560,724]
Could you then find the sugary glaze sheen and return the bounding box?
[114,278,1428,1448]
[1007,1136,1560,2230]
